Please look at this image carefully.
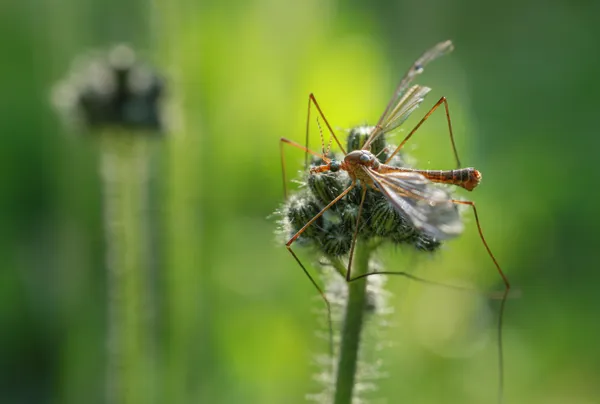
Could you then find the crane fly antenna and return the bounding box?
[316,116,334,156]
[308,93,346,154]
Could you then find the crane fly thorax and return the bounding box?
[344,150,380,170]
[343,150,379,185]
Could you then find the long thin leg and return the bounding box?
[374,145,390,160]
[287,183,355,246]
[345,186,368,281]
[451,199,509,404]
[345,198,510,302]
[304,95,312,170]
[307,93,347,156]
[285,183,356,358]
[279,137,329,199]
[385,96,462,168]
[346,197,509,404]
[282,92,341,199]
[348,269,508,298]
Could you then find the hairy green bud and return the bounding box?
[347,126,387,161]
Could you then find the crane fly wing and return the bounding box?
[360,85,430,150]
[388,40,454,105]
[380,85,431,134]
[363,167,464,240]
[363,40,454,149]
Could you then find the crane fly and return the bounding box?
[280,40,510,402]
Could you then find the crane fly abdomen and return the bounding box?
[417,168,481,191]
[376,165,481,191]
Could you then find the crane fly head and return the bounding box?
[309,159,342,175]
[329,160,342,172]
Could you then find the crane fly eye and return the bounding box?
[330,161,341,172]
[359,154,371,163]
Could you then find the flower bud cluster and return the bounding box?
[52,44,164,133]
[283,128,442,257]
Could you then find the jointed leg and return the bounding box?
[285,183,356,357]
[285,246,334,360]
[306,93,347,158]
[286,183,355,247]
[385,96,462,168]
[345,186,368,281]
[280,137,329,199]
[343,197,509,402]
[449,200,509,287]
[281,92,342,199]
[451,198,509,403]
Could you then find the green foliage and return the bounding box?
[3,1,600,404]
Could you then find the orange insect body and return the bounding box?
[313,149,482,192]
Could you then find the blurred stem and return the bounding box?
[155,2,208,400]
[333,241,373,404]
[101,133,155,404]
[163,129,205,403]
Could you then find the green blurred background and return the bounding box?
[2,1,600,403]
